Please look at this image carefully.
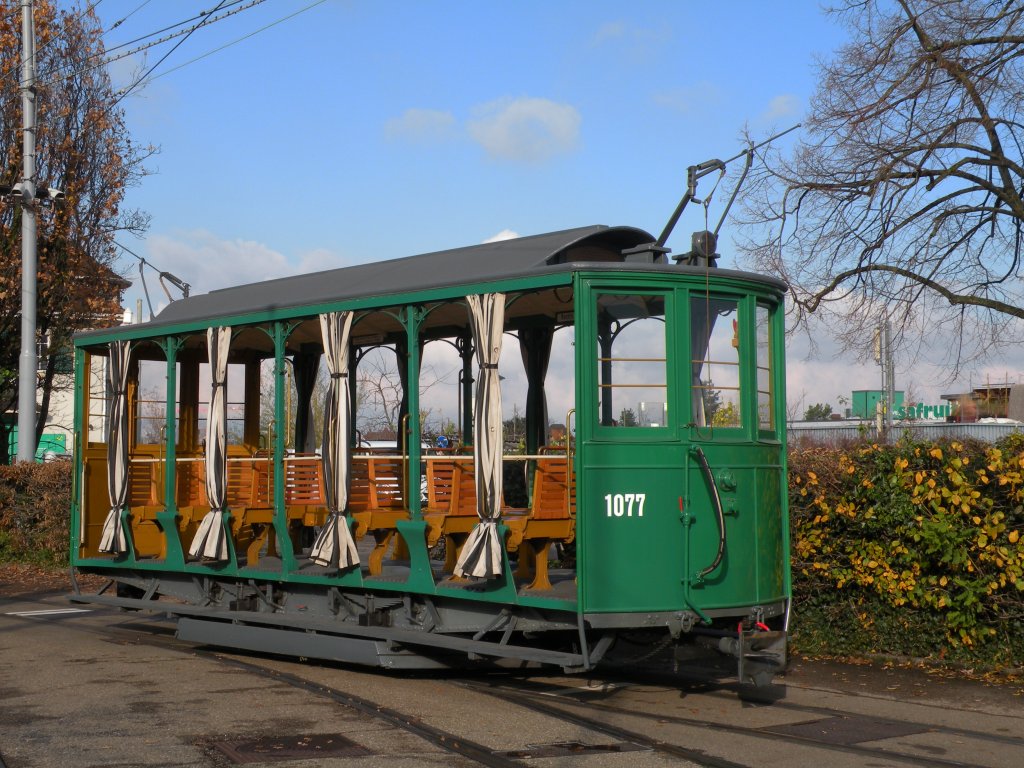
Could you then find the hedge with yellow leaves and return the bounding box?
[789,435,1024,666]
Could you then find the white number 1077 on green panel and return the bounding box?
[604,493,646,517]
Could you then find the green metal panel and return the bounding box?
[6,427,66,460]
[683,446,788,611]
[577,276,688,613]
[851,389,904,419]
[575,272,789,617]
[581,444,688,611]
[70,346,86,560]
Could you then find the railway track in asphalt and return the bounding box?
[4,602,523,767]
[457,674,1024,768]
[6,593,1023,768]
[97,614,737,767]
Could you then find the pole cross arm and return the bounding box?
[0,182,65,202]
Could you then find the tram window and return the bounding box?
[198,362,247,445]
[691,297,741,428]
[756,304,773,431]
[595,293,667,428]
[135,360,180,445]
[87,353,109,444]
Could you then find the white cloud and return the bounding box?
[467,97,581,163]
[759,93,799,122]
[293,247,350,274]
[592,21,626,44]
[482,229,520,243]
[105,54,141,92]
[120,231,351,320]
[384,108,456,142]
[653,81,723,115]
[591,20,670,50]
[146,230,294,295]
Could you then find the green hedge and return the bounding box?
[788,435,1024,667]
[0,462,72,567]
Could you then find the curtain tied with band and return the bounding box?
[310,310,360,569]
[454,292,506,579]
[189,326,232,561]
[98,340,132,555]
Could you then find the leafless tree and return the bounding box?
[740,0,1024,370]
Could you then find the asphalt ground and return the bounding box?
[1,586,1022,768]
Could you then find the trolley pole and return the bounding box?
[16,0,38,463]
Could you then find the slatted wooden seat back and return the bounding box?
[125,460,165,557]
[369,457,405,509]
[127,461,160,509]
[425,458,458,512]
[175,461,208,509]
[530,457,575,520]
[450,461,479,516]
[251,456,274,508]
[285,456,324,507]
[226,461,257,509]
[348,457,372,512]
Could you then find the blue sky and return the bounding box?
[86,0,1021,416]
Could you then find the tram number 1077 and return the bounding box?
[604,493,646,518]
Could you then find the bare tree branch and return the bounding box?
[740,0,1024,370]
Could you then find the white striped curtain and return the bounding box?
[189,326,231,561]
[310,311,360,569]
[455,292,506,578]
[98,340,131,554]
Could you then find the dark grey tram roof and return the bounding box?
[137,225,654,330]
[80,225,786,341]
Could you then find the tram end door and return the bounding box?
[576,283,690,615]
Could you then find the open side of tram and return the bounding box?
[69,225,790,683]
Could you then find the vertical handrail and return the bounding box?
[265,419,275,504]
[157,423,167,506]
[565,408,575,517]
[692,446,727,581]
[400,412,410,503]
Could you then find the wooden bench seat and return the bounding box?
[348,455,410,574]
[173,457,277,564]
[506,454,576,590]
[422,459,530,575]
[226,459,276,564]
[126,459,166,557]
[422,459,477,572]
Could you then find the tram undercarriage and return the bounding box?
[71,565,787,685]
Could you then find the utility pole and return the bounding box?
[884,319,895,435]
[16,0,37,463]
[874,318,895,440]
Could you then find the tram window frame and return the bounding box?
[755,302,775,437]
[689,294,745,434]
[133,358,181,449]
[591,289,673,437]
[85,350,111,446]
[197,361,249,447]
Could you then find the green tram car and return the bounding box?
[69,225,790,684]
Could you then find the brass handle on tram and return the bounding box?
[267,419,275,452]
[158,423,167,506]
[692,446,726,582]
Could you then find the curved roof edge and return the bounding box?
[124,225,656,331]
[77,225,786,340]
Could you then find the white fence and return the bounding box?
[788,420,1024,445]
